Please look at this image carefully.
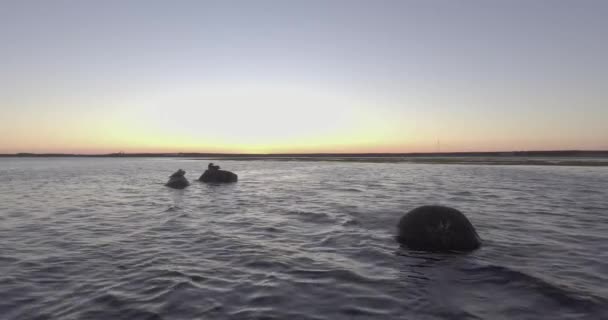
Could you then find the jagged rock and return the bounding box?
[397,205,481,252]
[165,169,190,189]
[199,169,238,183]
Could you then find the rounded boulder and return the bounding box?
[397,205,481,252]
[199,169,238,183]
[165,169,190,189]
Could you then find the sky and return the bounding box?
[0,0,607,154]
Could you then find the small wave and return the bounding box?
[0,256,18,264]
[246,292,284,305]
[447,196,471,202]
[451,191,473,196]
[463,265,607,312]
[340,305,387,317]
[337,187,365,193]
[580,189,603,195]
[90,292,126,309]
[244,259,290,272]
[286,210,336,223]
[78,306,163,320]
[341,218,359,226]
[154,269,208,284]
[264,226,282,233]
[163,206,180,212]
[290,268,372,285]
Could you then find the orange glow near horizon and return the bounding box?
[0,84,409,154]
[1,83,606,154]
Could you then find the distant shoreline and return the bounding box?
[1,150,607,158]
[202,157,607,166]
[1,150,608,166]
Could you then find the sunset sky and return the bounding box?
[1,0,607,154]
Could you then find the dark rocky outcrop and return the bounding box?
[165,169,190,189]
[199,169,238,183]
[397,205,481,252]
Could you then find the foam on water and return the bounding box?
[0,158,607,319]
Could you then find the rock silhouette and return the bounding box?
[199,163,238,183]
[397,205,481,252]
[165,169,190,189]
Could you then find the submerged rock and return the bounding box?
[165,169,190,189]
[199,169,238,183]
[397,205,481,252]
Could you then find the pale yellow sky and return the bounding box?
[1,81,605,154]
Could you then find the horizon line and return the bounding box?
[1,150,607,157]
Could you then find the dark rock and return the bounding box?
[165,169,190,189]
[397,205,481,252]
[199,169,238,183]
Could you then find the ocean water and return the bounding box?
[0,158,606,320]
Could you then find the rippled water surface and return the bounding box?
[1,158,607,319]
